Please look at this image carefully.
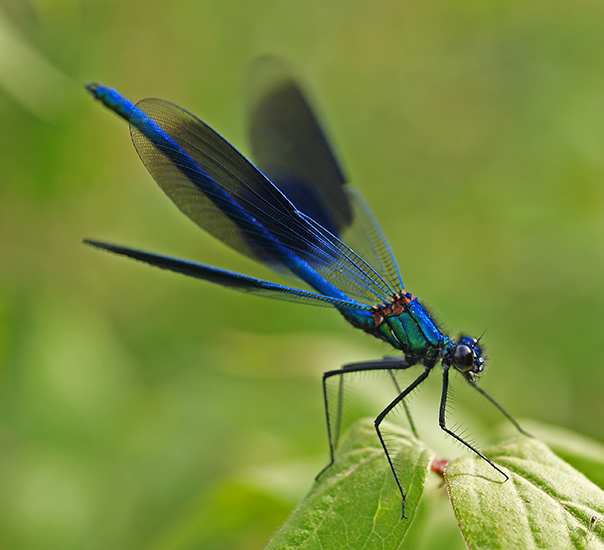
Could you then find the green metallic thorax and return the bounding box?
[342,292,452,361]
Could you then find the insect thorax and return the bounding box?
[343,293,446,359]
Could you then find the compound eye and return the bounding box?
[453,344,474,372]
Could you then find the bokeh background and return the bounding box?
[1,1,604,548]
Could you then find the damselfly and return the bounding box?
[86,59,526,517]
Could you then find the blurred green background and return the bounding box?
[1,0,604,548]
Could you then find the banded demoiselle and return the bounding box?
[85,59,526,518]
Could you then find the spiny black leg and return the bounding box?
[465,377,532,437]
[439,365,509,482]
[341,356,414,371]
[387,369,419,438]
[318,371,337,477]
[334,373,345,449]
[343,357,418,437]
[317,357,414,480]
[374,366,432,519]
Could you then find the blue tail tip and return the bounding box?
[85,81,101,96]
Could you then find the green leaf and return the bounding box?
[522,421,604,490]
[265,419,434,550]
[446,436,604,549]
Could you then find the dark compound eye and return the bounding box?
[453,344,474,371]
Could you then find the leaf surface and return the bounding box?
[446,437,604,550]
[265,419,434,549]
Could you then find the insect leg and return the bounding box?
[318,357,415,478]
[439,364,509,481]
[374,365,432,518]
[465,377,531,437]
[386,368,419,438]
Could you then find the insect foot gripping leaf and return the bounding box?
[446,436,604,550]
[265,419,434,550]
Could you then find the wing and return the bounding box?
[84,240,371,310]
[87,83,399,306]
[246,57,403,292]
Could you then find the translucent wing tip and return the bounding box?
[247,56,296,91]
